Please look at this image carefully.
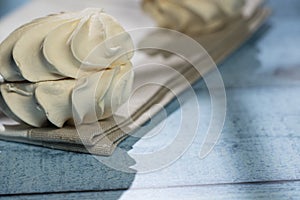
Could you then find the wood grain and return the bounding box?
[1,86,300,194]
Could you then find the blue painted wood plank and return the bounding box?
[129,86,300,187]
[0,86,300,194]
[1,181,300,200]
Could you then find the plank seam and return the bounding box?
[1,179,300,197]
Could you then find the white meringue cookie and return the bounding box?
[0,9,134,127]
[142,0,246,35]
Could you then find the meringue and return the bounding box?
[142,0,245,35]
[0,8,134,127]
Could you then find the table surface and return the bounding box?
[0,0,300,199]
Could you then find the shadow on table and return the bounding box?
[0,88,183,200]
[0,139,136,197]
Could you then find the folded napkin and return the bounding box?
[0,1,270,156]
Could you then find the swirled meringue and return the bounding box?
[142,0,246,35]
[0,9,134,127]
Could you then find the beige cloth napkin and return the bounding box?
[0,3,270,156]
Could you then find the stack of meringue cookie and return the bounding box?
[142,0,245,35]
[0,8,134,128]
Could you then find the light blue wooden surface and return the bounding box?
[1,0,300,199]
[0,0,28,18]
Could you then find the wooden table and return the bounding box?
[0,0,300,199]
